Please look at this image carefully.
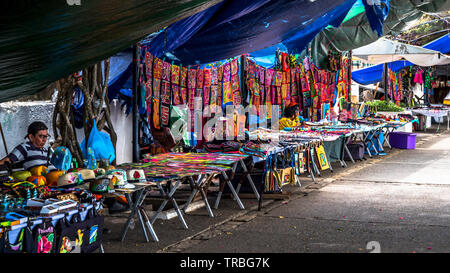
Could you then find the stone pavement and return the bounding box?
[101,127,450,253]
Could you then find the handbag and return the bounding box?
[31,221,57,253]
[54,211,91,253]
[314,144,330,170]
[81,207,104,253]
[279,150,293,186]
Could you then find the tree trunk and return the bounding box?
[52,59,115,167]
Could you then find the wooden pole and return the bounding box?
[132,44,140,163]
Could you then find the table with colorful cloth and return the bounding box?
[119,153,252,225]
[412,106,450,132]
[247,128,327,184]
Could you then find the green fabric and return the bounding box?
[0,0,223,103]
[303,0,450,69]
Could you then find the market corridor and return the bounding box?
[171,130,450,253]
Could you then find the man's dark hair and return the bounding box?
[26,121,48,138]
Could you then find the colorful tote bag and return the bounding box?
[315,145,329,170]
[32,222,56,253]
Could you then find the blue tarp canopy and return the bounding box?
[146,0,358,65]
[352,34,450,85]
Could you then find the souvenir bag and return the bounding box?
[210,84,218,113]
[32,221,56,253]
[55,215,83,253]
[1,227,25,253]
[314,144,329,170]
[264,154,281,192]
[81,208,104,253]
[51,146,72,172]
[280,150,293,186]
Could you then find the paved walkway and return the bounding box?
[102,128,450,253]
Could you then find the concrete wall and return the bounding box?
[0,100,132,165]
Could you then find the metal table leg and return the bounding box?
[214,162,245,210]
[183,174,214,217]
[235,159,260,201]
[151,180,188,229]
[120,186,158,242]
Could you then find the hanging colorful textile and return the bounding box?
[152,57,163,129]
[180,66,188,104]
[231,58,241,105]
[171,64,181,105]
[161,81,171,127]
[223,62,233,108]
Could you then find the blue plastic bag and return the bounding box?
[80,120,115,164]
[51,146,72,171]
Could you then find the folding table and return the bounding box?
[114,184,159,243]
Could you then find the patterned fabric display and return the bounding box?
[204,68,212,88]
[188,88,195,110]
[196,68,204,89]
[188,68,197,89]
[180,67,188,87]
[161,81,171,105]
[171,64,180,85]
[211,67,218,85]
[153,57,163,80]
[162,61,171,82]
[231,58,241,105]
[172,84,181,105]
[145,52,153,82]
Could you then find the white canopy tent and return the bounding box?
[352,38,450,67]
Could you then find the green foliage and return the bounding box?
[365,100,404,112]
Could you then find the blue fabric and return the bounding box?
[146,0,357,65]
[352,34,450,85]
[107,48,133,101]
[362,0,389,37]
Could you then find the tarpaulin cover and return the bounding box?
[304,0,450,69]
[352,34,450,85]
[352,38,450,66]
[0,0,223,103]
[147,0,357,65]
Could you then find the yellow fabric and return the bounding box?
[279,117,300,130]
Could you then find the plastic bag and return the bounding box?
[80,120,115,164]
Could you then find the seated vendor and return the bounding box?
[279,103,302,130]
[0,121,56,171]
